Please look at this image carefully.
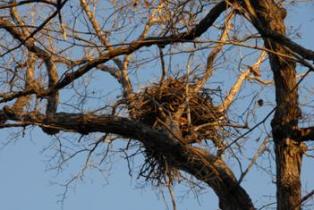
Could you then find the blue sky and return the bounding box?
[0,128,218,210]
[0,2,314,210]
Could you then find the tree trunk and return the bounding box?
[274,139,304,210]
[241,1,305,209]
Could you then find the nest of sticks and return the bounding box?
[133,77,225,144]
[131,77,227,184]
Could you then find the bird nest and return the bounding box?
[132,77,225,145]
[130,77,227,185]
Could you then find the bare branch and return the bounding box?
[194,11,235,91]
[11,52,35,113]
[0,15,59,112]
[238,137,269,184]
[0,0,69,57]
[0,106,255,209]
[236,0,314,61]
[217,51,267,112]
[48,1,228,91]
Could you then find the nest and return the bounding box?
[131,77,227,184]
[130,77,227,184]
[133,77,225,145]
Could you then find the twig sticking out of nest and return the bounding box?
[133,77,225,145]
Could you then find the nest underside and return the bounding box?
[139,148,180,185]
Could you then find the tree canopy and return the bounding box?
[0,1,314,210]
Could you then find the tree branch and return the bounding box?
[194,11,234,91]
[0,107,255,210]
[237,0,314,61]
[0,0,56,10]
[217,51,267,112]
[49,1,228,91]
[292,127,314,142]
[0,13,59,134]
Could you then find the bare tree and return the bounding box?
[0,1,314,210]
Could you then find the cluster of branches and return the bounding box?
[0,1,314,210]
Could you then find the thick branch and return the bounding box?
[0,14,59,133]
[236,0,314,61]
[246,14,314,61]
[292,127,314,142]
[1,108,255,210]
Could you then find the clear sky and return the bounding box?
[0,2,313,210]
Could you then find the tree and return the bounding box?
[0,0,314,209]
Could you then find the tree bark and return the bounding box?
[240,1,306,209]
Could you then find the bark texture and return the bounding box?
[241,1,306,209]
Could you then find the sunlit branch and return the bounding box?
[0,0,69,57]
[80,0,111,50]
[217,51,267,112]
[49,1,228,91]
[11,52,35,113]
[194,11,235,91]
